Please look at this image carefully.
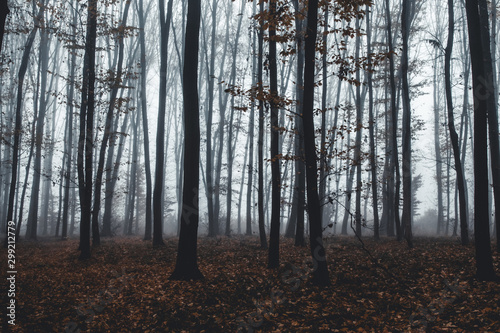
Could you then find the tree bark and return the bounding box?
[169,0,203,281]
[401,0,413,248]
[138,0,153,241]
[366,5,380,241]
[268,0,281,269]
[257,0,268,250]
[78,0,98,260]
[153,0,173,247]
[303,0,329,286]
[465,0,498,281]
[444,0,468,245]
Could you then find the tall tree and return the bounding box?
[77,0,98,260]
[401,0,413,248]
[206,0,218,237]
[169,0,203,281]
[153,0,173,247]
[257,0,268,250]
[302,0,330,286]
[366,4,380,241]
[478,0,500,253]
[91,0,132,246]
[0,0,8,53]
[138,0,153,241]
[383,0,401,239]
[444,0,468,245]
[465,0,498,281]
[268,0,282,269]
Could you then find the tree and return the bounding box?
[257,0,268,250]
[268,0,282,269]
[401,0,413,248]
[478,0,500,253]
[302,0,330,286]
[444,0,468,245]
[169,0,203,281]
[153,0,173,247]
[77,0,98,260]
[138,0,153,241]
[464,0,498,281]
[0,0,8,53]
[91,0,132,245]
[366,4,380,241]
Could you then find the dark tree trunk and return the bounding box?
[303,0,330,286]
[478,0,500,253]
[366,5,380,241]
[62,6,77,240]
[153,0,173,247]
[92,0,131,246]
[138,0,153,241]
[257,0,268,250]
[268,0,281,269]
[384,0,401,240]
[0,0,8,53]
[401,0,413,248]
[465,0,498,281]
[445,0,468,245]
[78,0,98,260]
[206,0,217,237]
[5,5,43,242]
[169,0,203,281]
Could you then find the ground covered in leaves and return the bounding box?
[1,235,500,332]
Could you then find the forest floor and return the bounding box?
[1,235,500,332]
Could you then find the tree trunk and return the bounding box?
[303,0,329,286]
[169,0,203,281]
[5,4,43,242]
[478,0,500,253]
[77,0,98,260]
[384,0,401,239]
[206,0,217,237]
[257,0,268,250]
[153,0,173,247]
[138,0,153,241]
[401,0,413,248]
[445,0,468,245]
[268,0,282,269]
[465,0,498,281]
[366,5,380,241]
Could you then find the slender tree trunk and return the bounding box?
[26,17,49,241]
[61,6,77,239]
[478,0,500,252]
[153,0,173,247]
[0,0,8,53]
[465,0,498,281]
[257,0,268,250]
[303,0,329,286]
[444,0,468,245]
[6,4,44,242]
[169,0,203,281]
[384,0,401,239]
[268,0,282,269]
[401,0,413,248]
[206,0,217,237]
[366,5,379,241]
[246,1,257,236]
[92,0,132,246]
[138,0,153,241]
[78,0,98,260]
[354,14,363,237]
